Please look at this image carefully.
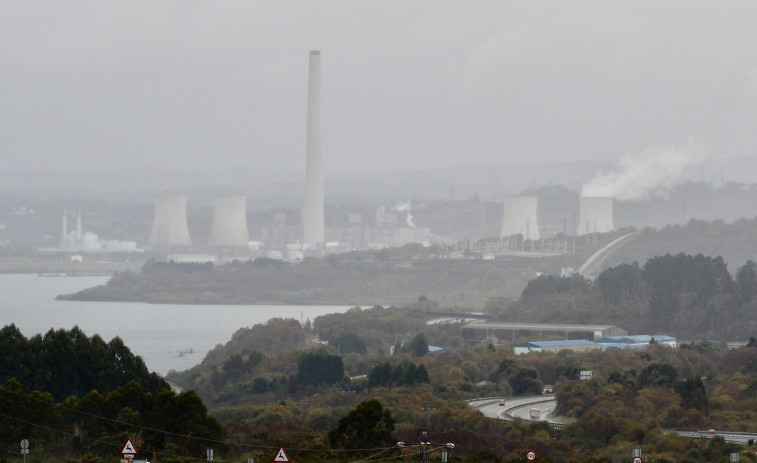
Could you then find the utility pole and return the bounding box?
[422,404,435,430]
[409,428,454,463]
[418,429,430,463]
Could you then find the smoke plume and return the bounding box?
[581,140,706,200]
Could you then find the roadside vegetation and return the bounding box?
[7,249,757,461]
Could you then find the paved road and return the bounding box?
[472,397,757,444]
[471,396,558,423]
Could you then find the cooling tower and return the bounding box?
[577,196,614,235]
[302,50,324,246]
[500,196,540,240]
[149,195,192,247]
[208,195,249,247]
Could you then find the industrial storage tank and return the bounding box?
[577,196,614,235]
[500,196,540,240]
[208,195,249,247]
[149,195,192,247]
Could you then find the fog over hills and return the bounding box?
[1,155,755,203]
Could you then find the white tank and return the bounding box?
[208,195,249,247]
[577,196,614,235]
[500,196,540,240]
[149,195,192,247]
[302,50,325,246]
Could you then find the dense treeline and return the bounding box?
[0,378,224,462]
[0,324,168,401]
[498,253,757,340]
[0,326,223,463]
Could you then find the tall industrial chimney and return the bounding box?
[208,195,249,247]
[302,50,324,246]
[149,195,192,248]
[61,212,68,247]
[76,212,82,246]
[577,196,614,235]
[500,196,540,240]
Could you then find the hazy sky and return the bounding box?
[2,1,757,175]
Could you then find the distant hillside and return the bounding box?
[58,243,596,307]
[601,217,757,272]
[56,217,757,308]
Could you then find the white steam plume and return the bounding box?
[394,201,416,228]
[581,140,706,200]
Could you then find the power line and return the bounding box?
[0,384,404,455]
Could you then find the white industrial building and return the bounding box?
[514,339,600,355]
[462,322,627,345]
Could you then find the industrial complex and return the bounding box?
[39,51,620,263]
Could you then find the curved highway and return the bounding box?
[471,396,559,424]
[472,397,757,444]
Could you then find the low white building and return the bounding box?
[514,339,600,355]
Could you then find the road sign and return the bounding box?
[632,457,643,463]
[121,438,137,455]
[526,450,537,461]
[273,447,290,463]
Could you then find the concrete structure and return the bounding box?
[208,195,249,247]
[149,195,192,248]
[514,339,600,355]
[61,212,67,246]
[577,196,614,235]
[302,50,324,247]
[461,322,627,345]
[500,196,540,240]
[596,334,677,350]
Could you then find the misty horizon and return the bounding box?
[2,3,757,178]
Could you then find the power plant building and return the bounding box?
[500,196,540,240]
[302,50,325,247]
[577,196,614,235]
[208,195,249,247]
[149,195,192,248]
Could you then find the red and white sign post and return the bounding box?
[273,447,290,463]
[121,438,138,461]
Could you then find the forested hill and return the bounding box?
[601,217,757,272]
[56,244,590,306]
[498,253,757,340]
[58,218,757,307]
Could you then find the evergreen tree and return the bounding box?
[328,399,396,451]
[679,376,709,414]
[297,348,345,386]
[404,333,429,357]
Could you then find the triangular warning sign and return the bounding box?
[273,446,290,462]
[121,438,137,455]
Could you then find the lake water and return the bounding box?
[0,274,351,375]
